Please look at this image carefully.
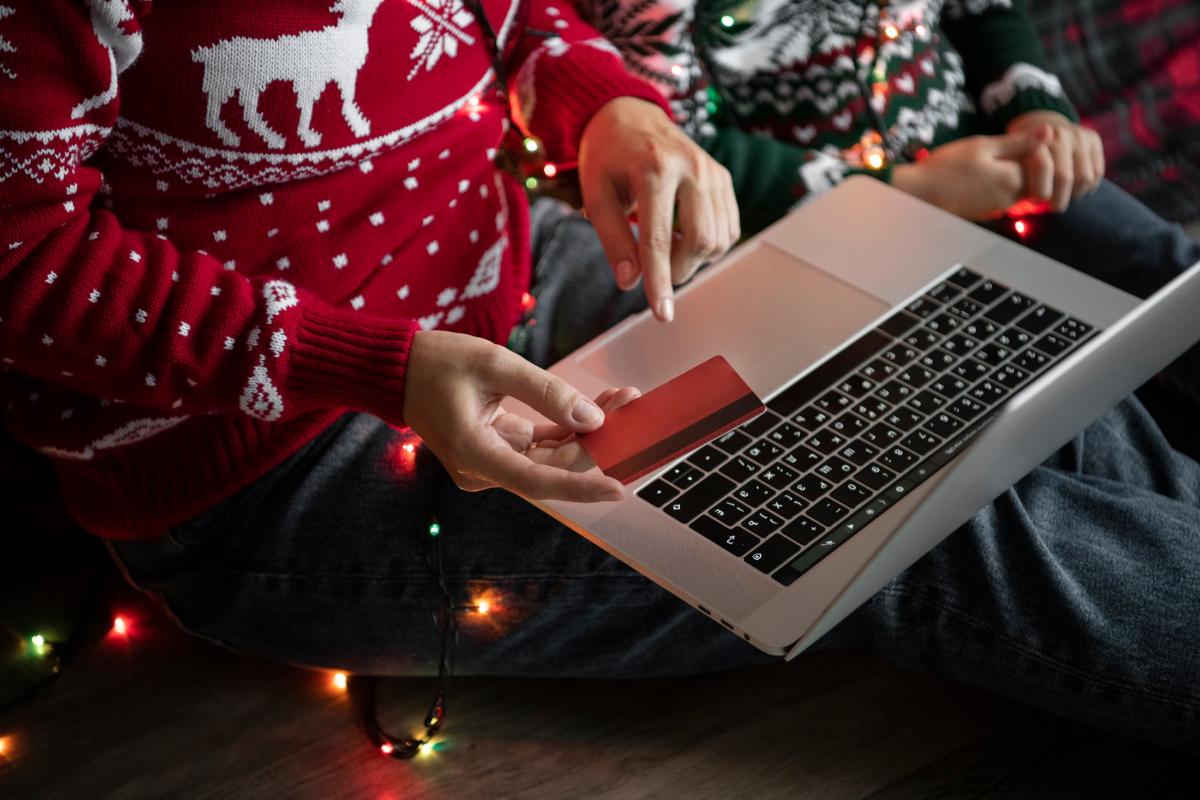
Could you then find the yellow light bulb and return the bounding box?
[865,150,886,170]
[476,600,490,614]
[884,24,899,39]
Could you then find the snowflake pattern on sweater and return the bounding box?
[0,0,666,537]
[583,0,1075,226]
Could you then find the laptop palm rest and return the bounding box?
[574,242,892,400]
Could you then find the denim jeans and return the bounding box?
[113,181,1200,751]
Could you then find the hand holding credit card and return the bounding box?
[577,356,765,484]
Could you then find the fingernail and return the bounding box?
[601,488,624,502]
[572,397,603,424]
[656,297,674,322]
[615,259,635,287]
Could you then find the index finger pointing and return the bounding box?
[635,171,680,322]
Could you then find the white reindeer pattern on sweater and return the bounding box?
[190,0,385,149]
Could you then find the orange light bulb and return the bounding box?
[332,672,348,690]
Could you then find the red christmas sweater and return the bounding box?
[0,0,665,538]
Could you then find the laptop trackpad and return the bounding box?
[575,241,893,399]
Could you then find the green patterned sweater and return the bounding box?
[579,0,1078,234]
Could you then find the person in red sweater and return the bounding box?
[0,0,738,535]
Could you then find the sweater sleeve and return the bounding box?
[506,0,674,165]
[941,0,1078,129]
[701,127,888,237]
[0,1,417,426]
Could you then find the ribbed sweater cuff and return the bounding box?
[286,305,418,426]
[530,49,674,163]
[989,88,1080,130]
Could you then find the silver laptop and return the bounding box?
[514,176,1200,658]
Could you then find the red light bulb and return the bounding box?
[1014,219,1028,237]
[112,616,128,636]
[380,742,395,755]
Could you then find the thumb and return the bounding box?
[990,126,1052,161]
[583,176,641,291]
[487,348,605,432]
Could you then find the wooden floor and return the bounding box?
[1,582,1193,800]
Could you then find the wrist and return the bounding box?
[892,163,934,205]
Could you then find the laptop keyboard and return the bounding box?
[636,266,1098,585]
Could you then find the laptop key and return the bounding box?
[925,313,961,334]
[962,319,998,339]
[994,327,1033,350]
[984,292,1035,325]
[807,497,850,526]
[791,407,830,431]
[767,421,806,447]
[829,411,869,437]
[783,444,823,471]
[897,365,936,388]
[879,445,918,471]
[901,429,941,455]
[877,379,914,403]
[1055,318,1092,340]
[742,509,785,536]
[855,399,890,421]
[855,462,896,490]
[793,475,832,502]
[745,535,801,574]
[838,441,879,466]
[928,281,962,304]
[905,328,941,349]
[710,497,752,525]
[692,515,757,556]
[906,390,946,414]
[929,375,968,399]
[967,279,1008,306]
[919,349,956,371]
[718,455,759,482]
[686,444,728,471]
[991,364,1030,390]
[781,515,826,547]
[815,389,854,414]
[816,455,856,481]
[884,407,924,431]
[953,358,991,382]
[906,297,940,318]
[831,480,871,509]
[947,297,983,320]
[636,479,679,507]
[761,463,799,491]
[877,310,922,338]
[862,422,903,446]
[862,359,898,380]
[733,479,774,506]
[881,343,919,365]
[945,266,984,289]
[973,343,1011,366]
[713,428,753,455]
[837,374,877,398]
[947,395,987,421]
[806,430,846,455]
[663,474,734,523]
[746,439,784,465]
[970,380,1008,405]
[1033,332,1072,357]
[924,412,963,438]
[767,491,808,520]
[664,463,701,488]
[944,332,980,355]
[1014,348,1051,374]
[1017,305,1064,335]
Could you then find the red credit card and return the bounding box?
[578,356,765,484]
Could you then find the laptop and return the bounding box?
[514,176,1200,658]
